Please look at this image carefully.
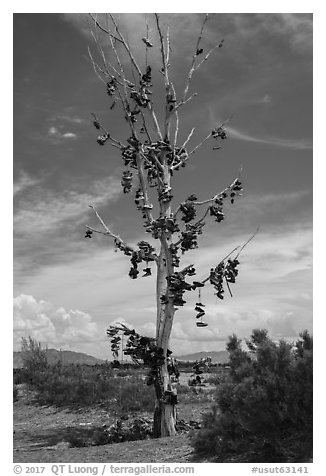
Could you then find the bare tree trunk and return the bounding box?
[153,358,177,437]
[154,238,177,437]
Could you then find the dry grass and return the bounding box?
[13,380,213,463]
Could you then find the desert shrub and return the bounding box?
[31,362,119,407]
[204,374,222,385]
[116,377,155,413]
[177,384,213,404]
[101,417,153,444]
[17,338,155,412]
[20,336,48,384]
[20,358,155,412]
[115,369,131,377]
[191,330,313,463]
[177,384,192,394]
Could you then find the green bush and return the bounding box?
[191,330,313,463]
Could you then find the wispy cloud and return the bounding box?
[229,13,312,54]
[257,94,272,105]
[50,114,87,125]
[227,126,312,150]
[14,176,122,236]
[13,171,41,197]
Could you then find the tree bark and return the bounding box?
[153,361,177,437]
[154,228,177,437]
[152,143,178,437]
[153,399,177,437]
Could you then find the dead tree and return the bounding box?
[85,13,256,438]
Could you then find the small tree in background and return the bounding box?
[21,336,48,383]
[191,329,313,462]
[85,13,256,438]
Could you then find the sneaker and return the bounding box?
[193,281,205,288]
[142,268,152,277]
[196,311,205,319]
[195,306,205,313]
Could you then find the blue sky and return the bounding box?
[13,12,312,359]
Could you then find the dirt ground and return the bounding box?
[13,382,212,463]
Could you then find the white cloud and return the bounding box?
[13,294,100,351]
[227,126,312,150]
[47,126,77,143]
[14,213,312,358]
[62,132,77,139]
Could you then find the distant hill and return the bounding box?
[13,348,229,368]
[13,349,106,369]
[175,350,229,364]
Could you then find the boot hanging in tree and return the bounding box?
[195,289,208,327]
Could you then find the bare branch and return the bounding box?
[170,130,211,171]
[181,127,195,150]
[193,175,241,206]
[87,47,108,84]
[90,18,111,77]
[155,14,168,77]
[173,109,179,149]
[188,131,211,157]
[235,227,260,259]
[87,206,138,255]
[89,13,123,43]
[170,82,179,148]
[194,206,210,224]
[201,245,240,284]
[86,225,114,238]
[139,110,153,143]
[92,13,162,141]
[88,205,111,234]
[155,13,173,140]
[91,113,126,149]
[221,246,241,262]
[193,39,224,74]
[106,21,130,104]
[166,27,171,64]
[109,14,142,77]
[144,21,149,67]
[88,24,132,91]
[148,104,163,141]
[182,14,209,102]
[175,92,198,111]
[176,115,233,168]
